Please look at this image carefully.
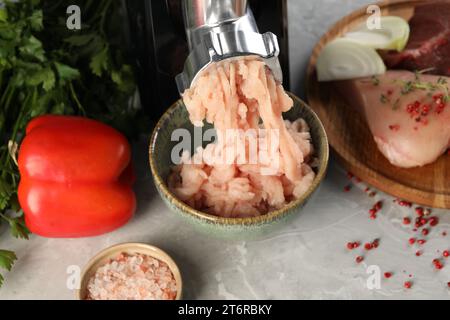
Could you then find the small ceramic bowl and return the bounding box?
[76,243,182,300]
[149,93,329,238]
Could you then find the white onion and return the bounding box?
[317,38,386,82]
[344,16,410,52]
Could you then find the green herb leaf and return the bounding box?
[437,77,448,86]
[19,35,45,62]
[0,20,21,40]
[89,46,109,77]
[111,70,122,86]
[0,8,8,22]
[111,65,135,93]
[28,9,43,31]
[8,215,30,240]
[28,67,55,91]
[54,62,80,83]
[396,75,450,102]
[51,102,66,115]
[29,91,52,117]
[393,98,400,110]
[64,34,93,47]
[76,35,104,57]
[8,194,20,213]
[372,75,380,86]
[401,81,413,95]
[380,94,388,104]
[0,250,17,272]
[0,210,30,240]
[0,180,13,211]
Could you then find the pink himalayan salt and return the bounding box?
[86,253,177,300]
[168,58,315,218]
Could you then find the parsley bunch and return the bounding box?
[0,0,146,286]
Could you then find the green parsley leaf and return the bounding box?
[28,9,43,31]
[51,102,66,115]
[64,34,94,47]
[0,8,8,22]
[19,35,45,62]
[89,46,109,77]
[0,210,30,240]
[111,65,135,93]
[8,215,30,240]
[27,66,55,91]
[54,62,80,83]
[0,180,13,211]
[8,194,20,213]
[0,250,17,272]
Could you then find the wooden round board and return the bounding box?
[306,0,450,209]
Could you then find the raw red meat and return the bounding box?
[381,1,450,76]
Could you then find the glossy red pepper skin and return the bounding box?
[18,115,136,238]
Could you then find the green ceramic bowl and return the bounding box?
[149,93,329,238]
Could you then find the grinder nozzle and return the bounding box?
[176,0,283,94]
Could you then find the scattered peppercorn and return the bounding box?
[415,217,428,228]
[398,200,412,207]
[404,281,412,289]
[372,239,380,249]
[429,217,439,227]
[415,207,424,217]
[347,242,360,250]
[433,259,444,270]
[374,201,382,210]
[418,239,427,245]
[368,201,383,219]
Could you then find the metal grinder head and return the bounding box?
[176,0,283,94]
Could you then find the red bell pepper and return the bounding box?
[18,115,136,238]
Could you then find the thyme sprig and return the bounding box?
[394,74,450,102]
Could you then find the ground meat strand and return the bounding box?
[169,58,315,218]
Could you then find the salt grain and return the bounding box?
[86,253,177,300]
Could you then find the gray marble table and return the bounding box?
[1,0,449,300]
